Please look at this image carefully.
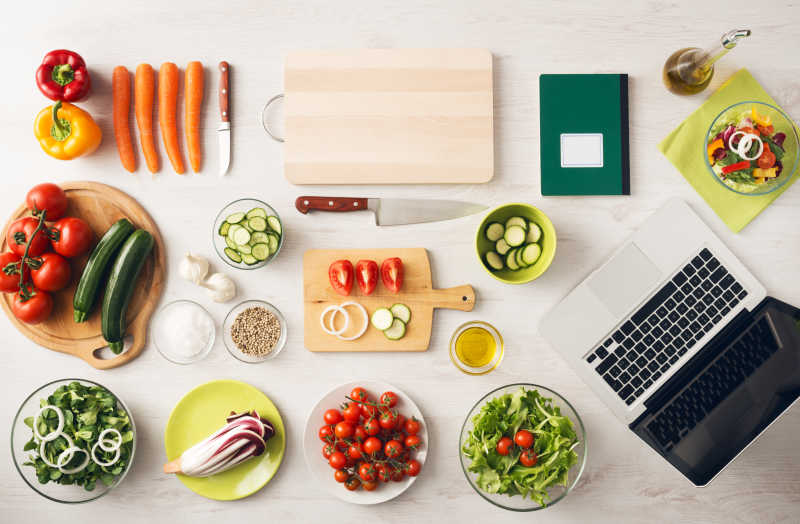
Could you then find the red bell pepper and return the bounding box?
[35,50,91,102]
[721,160,751,175]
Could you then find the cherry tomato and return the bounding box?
[344,476,361,491]
[0,252,22,293]
[384,439,404,459]
[26,183,67,220]
[350,387,368,403]
[348,442,363,460]
[376,463,391,483]
[404,417,421,435]
[380,257,403,293]
[7,217,50,257]
[514,429,534,449]
[496,436,513,456]
[334,470,349,483]
[395,413,406,432]
[322,443,336,459]
[380,391,398,408]
[390,466,405,482]
[11,289,53,324]
[319,425,335,442]
[758,146,776,169]
[520,449,538,467]
[363,437,382,455]
[362,480,378,491]
[354,425,367,441]
[405,458,422,477]
[323,408,343,425]
[363,418,381,436]
[405,434,422,450]
[50,217,92,258]
[361,403,378,419]
[355,259,378,295]
[334,421,355,439]
[30,252,70,292]
[335,439,349,451]
[342,402,362,423]
[328,451,347,470]
[379,410,398,430]
[358,462,376,482]
[329,259,354,296]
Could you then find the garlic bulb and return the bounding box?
[202,273,237,303]
[179,253,210,285]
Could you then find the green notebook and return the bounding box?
[540,74,630,195]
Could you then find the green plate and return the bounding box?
[164,380,286,500]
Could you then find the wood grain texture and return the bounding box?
[304,248,475,351]
[218,61,230,122]
[0,182,165,369]
[295,196,369,214]
[283,48,494,184]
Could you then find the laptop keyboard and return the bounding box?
[586,247,749,406]
[646,317,778,449]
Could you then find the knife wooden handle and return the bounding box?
[295,196,368,214]
[218,61,230,123]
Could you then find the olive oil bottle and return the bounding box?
[663,29,751,95]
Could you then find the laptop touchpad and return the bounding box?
[587,243,662,318]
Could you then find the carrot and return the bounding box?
[112,66,136,172]
[184,61,204,173]
[158,62,185,174]
[134,64,159,173]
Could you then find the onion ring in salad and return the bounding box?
[39,433,74,468]
[57,446,90,474]
[33,405,64,442]
[728,131,763,161]
[320,305,349,336]
[97,428,123,452]
[91,440,121,467]
[335,302,369,341]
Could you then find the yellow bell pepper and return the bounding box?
[707,137,724,164]
[753,167,778,179]
[34,101,101,160]
[751,106,772,127]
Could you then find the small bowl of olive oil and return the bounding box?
[449,321,504,375]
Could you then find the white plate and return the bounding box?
[303,380,428,505]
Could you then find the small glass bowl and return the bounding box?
[223,300,287,363]
[459,384,587,511]
[153,300,216,364]
[449,321,504,375]
[704,101,799,196]
[212,198,284,270]
[11,378,137,504]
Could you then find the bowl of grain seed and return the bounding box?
[223,300,287,362]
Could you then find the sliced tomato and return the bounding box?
[380,257,403,294]
[355,259,378,295]
[329,259,354,296]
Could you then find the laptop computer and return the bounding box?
[539,198,800,486]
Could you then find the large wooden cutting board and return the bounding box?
[304,248,475,352]
[0,182,165,369]
[284,49,494,185]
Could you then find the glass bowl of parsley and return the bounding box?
[11,379,136,503]
[459,384,587,511]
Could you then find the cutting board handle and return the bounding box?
[78,317,148,370]
[430,285,476,312]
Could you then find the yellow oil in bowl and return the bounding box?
[450,321,503,375]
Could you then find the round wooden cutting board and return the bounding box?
[0,181,165,369]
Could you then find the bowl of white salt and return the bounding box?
[153,300,216,364]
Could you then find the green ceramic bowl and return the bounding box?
[475,203,557,284]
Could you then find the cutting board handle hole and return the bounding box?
[93,335,133,360]
[462,296,468,301]
[261,93,285,142]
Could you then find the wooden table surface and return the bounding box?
[1,1,798,523]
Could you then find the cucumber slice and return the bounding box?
[522,243,542,265]
[246,207,267,219]
[495,238,511,256]
[251,231,270,245]
[225,236,237,250]
[267,216,282,235]
[248,217,268,232]
[227,223,242,239]
[252,243,269,260]
[370,308,394,330]
[226,212,246,224]
[232,227,251,246]
[516,246,527,268]
[383,318,406,340]
[390,303,411,323]
[505,248,520,270]
[504,225,526,247]
[505,216,528,230]
[267,234,279,254]
[241,222,254,233]
[236,243,252,255]
[485,222,505,242]
[242,254,258,265]
[218,222,230,237]
[526,222,542,243]
[224,248,242,263]
[485,251,504,271]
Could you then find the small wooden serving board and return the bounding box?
[0,182,166,369]
[284,48,494,185]
[303,248,475,352]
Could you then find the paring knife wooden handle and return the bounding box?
[218,61,230,123]
[295,196,368,214]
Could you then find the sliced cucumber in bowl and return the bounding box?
[217,203,283,266]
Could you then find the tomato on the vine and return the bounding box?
[362,480,378,491]
[376,463,391,483]
[405,459,421,477]
[514,429,534,449]
[328,451,347,470]
[334,470,348,483]
[26,183,67,221]
[384,439,404,459]
[395,413,406,432]
[519,449,538,467]
[334,421,355,439]
[323,409,343,425]
[404,434,422,450]
[358,462,376,482]
[0,252,22,293]
[350,387,368,403]
[347,442,363,460]
[344,476,361,491]
[11,288,53,324]
[389,466,405,482]
[7,217,50,257]
[379,410,398,430]
[30,252,70,292]
[322,443,336,459]
[50,217,92,258]
[353,425,367,441]
[319,425,334,442]
[363,417,381,436]
[362,437,382,455]
[342,402,362,423]
[404,417,421,435]
[496,436,513,456]
[361,403,378,419]
[380,391,398,408]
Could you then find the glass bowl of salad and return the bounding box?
[704,101,798,195]
[459,384,586,511]
[11,379,136,503]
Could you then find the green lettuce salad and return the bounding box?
[461,387,580,507]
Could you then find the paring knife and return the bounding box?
[217,61,231,176]
[295,196,488,226]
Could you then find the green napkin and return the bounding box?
[659,68,799,232]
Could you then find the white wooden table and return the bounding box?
[1,1,799,522]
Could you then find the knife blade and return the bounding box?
[295,196,488,226]
[217,61,231,176]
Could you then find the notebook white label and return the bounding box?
[560,133,604,168]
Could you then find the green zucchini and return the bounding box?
[101,230,154,353]
[73,219,135,323]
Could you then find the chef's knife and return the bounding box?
[217,61,231,176]
[295,196,488,226]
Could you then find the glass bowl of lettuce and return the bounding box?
[704,101,798,196]
[459,384,586,511]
